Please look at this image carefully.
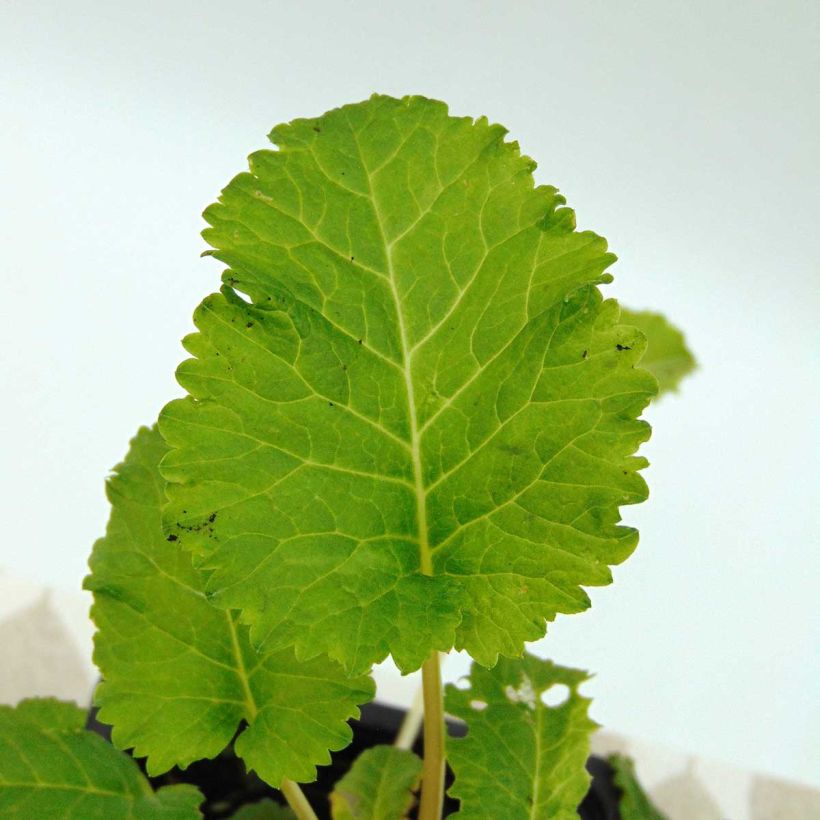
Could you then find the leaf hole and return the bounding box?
[452,677,471,691]
[540,684,570,708]
[469,699,488,712]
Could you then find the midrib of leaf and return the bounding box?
[529,708,543,820]
[226,611,259,721]
[343,113,433,578]
[0,782,126,798]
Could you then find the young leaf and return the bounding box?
[445,655,595,818]
[0,698,202,817]
[159,94,657,673]
[329,746,422,819]
[619,309,695,396]
[84,427,374,787]
[609,754,667,820]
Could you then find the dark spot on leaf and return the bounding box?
[582,349,589,358]
[499,442,527,457]
[328,401,334,407]
[350,256,355,262]
[616,344,631,351]
[312,126,321,133]
[208,513,217,523]
[166,534,178,542]
[357,339,363,345]
[246,321,254,328]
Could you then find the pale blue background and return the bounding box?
[2,0,818,785]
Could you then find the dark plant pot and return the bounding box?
[86,701,621,818]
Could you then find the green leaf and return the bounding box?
[84,427,374,787]
[9,698,87,732]
[330,746,422,819]
[159,93,657,673]
[231,799,295,819]
[0,698,202,818]
[619,309,695,396]
[445,654,595,819]
[609,754,667,820]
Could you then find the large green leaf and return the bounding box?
[159,94,657,673]
[620,309,695,396]
[330,746,422,819]
[84,427,374,787]
[445,654,595,819]
[0,698,202,818]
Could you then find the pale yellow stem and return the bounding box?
[280,778,318,820]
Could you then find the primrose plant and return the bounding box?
[0,96,694,819]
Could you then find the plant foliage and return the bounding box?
[619,309,695,395]
[84,427,374,787]
[73,94,696,818]
[0,699,202,817]
[329,745,422,819]
[610,753,667,820]
[446,655,595,818]
[159,94,657,677]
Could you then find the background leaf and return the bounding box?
[231,799,295,819]
[330,746,422,819]
[85,427,374,787]
[0,698,202,818]
[609,754,667,820]
[620,308,695,395]
[160,94,657,674]
[445,654,596,819]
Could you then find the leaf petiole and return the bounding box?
[280,778,318,820]
[394,682,425,751]
[418,651,446,820]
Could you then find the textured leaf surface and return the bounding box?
[330,746,422,819]
[160,93,657,673]
[620,309,695,395]
[0,698,202,818]
[84,427,374,787]
[446,655,595,819]
[610,754,667,820]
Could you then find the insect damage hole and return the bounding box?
[469,699,488,711]
[540,684,570,708]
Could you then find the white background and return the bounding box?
[1,0,818,786]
